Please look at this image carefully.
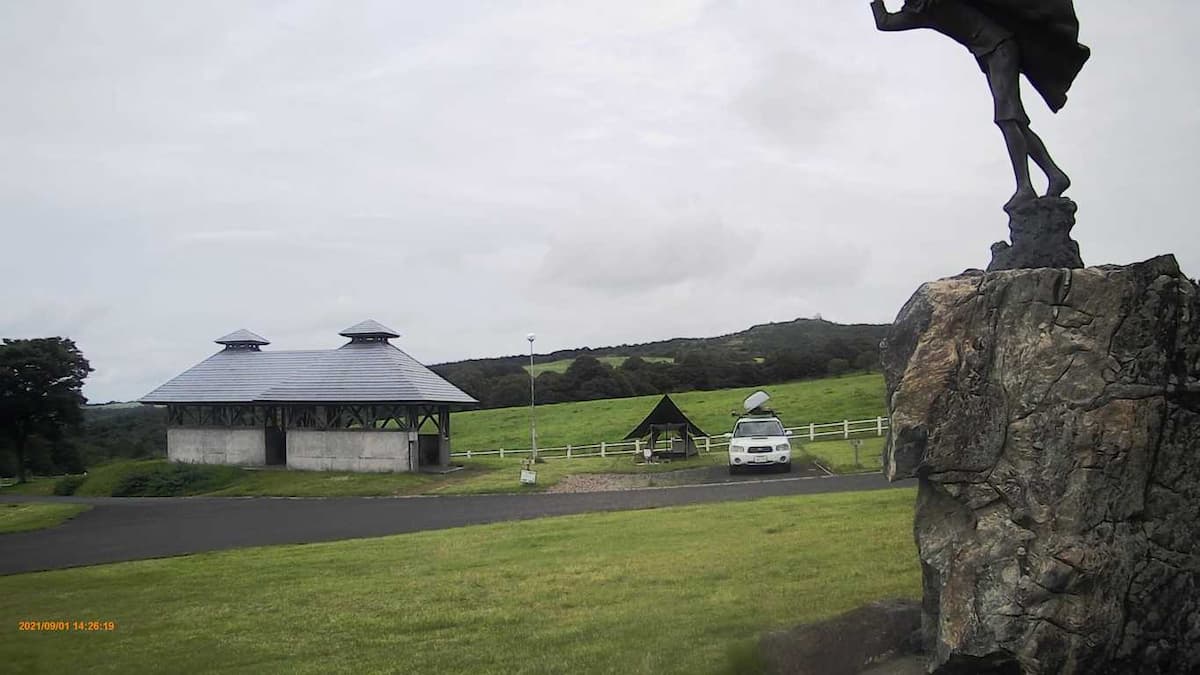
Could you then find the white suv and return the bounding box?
[727,415,792,474]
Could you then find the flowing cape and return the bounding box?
[969,0,1090,112]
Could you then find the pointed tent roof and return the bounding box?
[339,319,400,339]
[215,329,270,346]
[624,395,707,440]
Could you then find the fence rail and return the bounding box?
[450,416,890,461]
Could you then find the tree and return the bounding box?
[0,338,92,482]
[826,357,850,376]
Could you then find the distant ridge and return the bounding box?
[431,317,888,409]
[435,317,887,368]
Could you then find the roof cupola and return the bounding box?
[215,329,270,351]
[338,319,401,344]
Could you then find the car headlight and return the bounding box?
[730,445,743,453]
[775,443,790,452]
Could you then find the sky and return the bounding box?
[2,1,1198,403]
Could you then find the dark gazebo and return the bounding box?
[624,395,708,458]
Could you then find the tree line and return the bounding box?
[432,343,880,410]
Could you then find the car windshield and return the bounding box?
[733,420,784,437]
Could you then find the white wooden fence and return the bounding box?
[449,416,890,461]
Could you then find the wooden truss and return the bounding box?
[166,403,450,432]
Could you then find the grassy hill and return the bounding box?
[527,355,673,376]
[450,372,886,452]
[448,317,888,368]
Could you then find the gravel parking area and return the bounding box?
[545,463,824,493]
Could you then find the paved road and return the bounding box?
[0,473,908,575]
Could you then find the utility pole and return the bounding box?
[527,333,537,462]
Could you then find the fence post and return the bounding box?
[600,441,606,458]
[499,447,505,458]
[843,420,850,439]
[705,437,711,454]
[635,439,641,458]
[809,423,815,441]
[877,416,884,436]
[466,448,472,459]
[566,444,572,459]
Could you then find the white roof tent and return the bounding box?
[140,321,477,471]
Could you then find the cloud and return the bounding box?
[0,1,1197,401]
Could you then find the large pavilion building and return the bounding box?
[140,320,477,472]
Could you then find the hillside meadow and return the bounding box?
[450,372,886,451]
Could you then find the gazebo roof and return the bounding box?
[140,321,475,406]
[624,395,708,440]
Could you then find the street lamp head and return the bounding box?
[526,333,536,343]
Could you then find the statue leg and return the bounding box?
[1021,126,1071,197]
[998,121,1036,212]
[983,42,1036,212]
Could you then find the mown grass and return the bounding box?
[31,435,881,499]
[430,452,732,495]
[43,453,735,498]
[526,355,674,375]
[0,503,91,534]
[0,477,57,496]
[0,488,919,674]
[803,437,886,474]
[205,467,443,497]
[452,373,886,452]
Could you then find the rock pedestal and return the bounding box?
[989,197,1084,271]
[883,255,1200,674]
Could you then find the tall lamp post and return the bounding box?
[527,333,538,462]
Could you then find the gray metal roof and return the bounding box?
[140,341,477,405]
[215,329,270,345]
[339,319,400,338]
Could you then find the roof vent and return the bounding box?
[339,319,400,344]
[215,329,270,351]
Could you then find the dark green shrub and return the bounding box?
[111,463,241,497]
[53,474,87,496]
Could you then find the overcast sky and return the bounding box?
[2,0,1197,402]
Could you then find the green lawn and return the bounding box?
[0,478,57,496]
[0,503,91,534]
[430,452,731,495]
[0,488,919,674]
[526,356,674,375]
[24,437,885,500]
[803,437,886,474]
[452,373,886,453]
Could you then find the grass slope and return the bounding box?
[0,503,91,534]
[526,355,673,375]
[0,488,919,674]
[452,373,886,452]
[806,437,886,474]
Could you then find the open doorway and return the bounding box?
[265,408,286,466]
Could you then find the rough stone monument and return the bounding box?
[857,3,1200,674]
[884,257,1200,673]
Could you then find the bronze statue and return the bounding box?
[870,0,1089,212]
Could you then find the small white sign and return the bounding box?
[520,470,537,485]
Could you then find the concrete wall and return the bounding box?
[168,428,266,466]
[286,430,415,472]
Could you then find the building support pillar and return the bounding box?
[438,405,451,467]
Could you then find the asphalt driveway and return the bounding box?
[0,472,907,575]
